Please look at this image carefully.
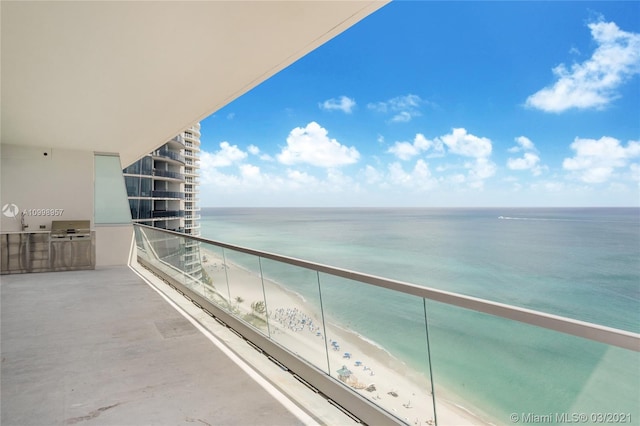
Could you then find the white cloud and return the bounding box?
[507,136,544,176]
[277,122,360,168]
[465,158,497,189]
[247,145,260,155]
[468,158,497,180]
[201,141,247,168]
[388,133,438,160]
[509,136,537,153]
[286,169,319,188]
[526,20,640,112]
[319,96,356,114]
[247,144,274,161]
[439,128,492,158]
[563,137,640,183]
[386,128,495,188]
[630,163,640,182]
[391,111,413,123]
[363,164,383,184]
[390,129,491,161]
[239,164,261,179]
[508,153,542,173]
[367,94,425,123]
[439,128,496,186]
[388,160,438,190]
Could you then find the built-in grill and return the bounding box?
[49,220,95,271]
[50,220,91,240]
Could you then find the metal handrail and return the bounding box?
[132,224,640,352]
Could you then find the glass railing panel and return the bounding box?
[198,242,232,312]
[318,272,436,425]
[259,258,329,373]
[134,226,149,260]
[135,226,184,284]
[424,299,640,425]
[221,248,269,336]
[180,239,203,296]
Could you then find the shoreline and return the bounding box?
[199,247,489,425]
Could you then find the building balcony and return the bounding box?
[151,210,185,218]
[151,191,185,199]
[184,145,199,152]
[153,170,185,181]
[153,149,186,164]
[168,135,185,147]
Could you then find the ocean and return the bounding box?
[199,207,639,424]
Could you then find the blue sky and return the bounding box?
[198,1,640,207]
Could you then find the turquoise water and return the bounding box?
[199,207,640,424]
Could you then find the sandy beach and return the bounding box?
[197,247,485,425]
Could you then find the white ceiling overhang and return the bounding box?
[1,1,388,166]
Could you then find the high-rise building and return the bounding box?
[182,124,202,280]
[182,124,201,239]
[123,123,202,279]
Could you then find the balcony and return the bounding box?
[151,190,185,199]
[133,225,640,426]
[1,267,341,425]
[153,149,185,164]
[168,135,185,146]
[153,169,185,181]
[151,210,185,218]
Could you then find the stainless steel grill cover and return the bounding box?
[50,220,91,239]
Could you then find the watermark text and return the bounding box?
[510,412,632,424]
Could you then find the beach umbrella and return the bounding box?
[336,365,352,380]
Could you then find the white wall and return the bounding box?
[1,144,133,267]
[95,225,133,267]
[1,144,94,232]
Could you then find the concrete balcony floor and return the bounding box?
[1,266,353,426]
